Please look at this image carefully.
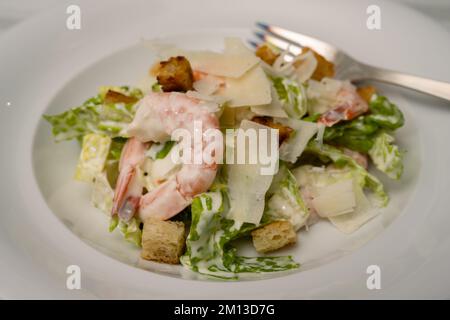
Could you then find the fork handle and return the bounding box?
[358,64,450,101]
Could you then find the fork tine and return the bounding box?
[247,39,259,49]
[253,31,267,42]
[255,21,270,31]
[255,22,338,61]
[252,31,302,56]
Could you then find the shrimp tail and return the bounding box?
[111,167,141,221]
[111,137,147,221]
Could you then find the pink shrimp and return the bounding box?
[318,83,368,127]
[112,91,221,221]
[111,137,149,221]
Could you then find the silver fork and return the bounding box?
[252,22,450,101]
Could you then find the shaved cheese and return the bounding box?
[311,178,356,217]
[277,119,318,163]
[250,85,288,118]
[193,74,223,96]
[217,65,272,107]
[186,50,259,79]
[328,182,378,234]
[226,120,275,225]
[145,39,258,78]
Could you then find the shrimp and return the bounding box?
[318,83,369,127]
[111,137,148,221]
[113,91,221,221]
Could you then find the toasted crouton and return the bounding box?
[251,220,297,253]
[155,56,194,92]
[251,116,293,144]
[357,85,376,104]
[104,90,138,104]
[255,44,280,65]
[141,218,186,264]
[297,47,335,81]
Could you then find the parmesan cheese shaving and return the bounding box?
[226,120,275,225]
[311,178,356,217]
[217,65,272,107]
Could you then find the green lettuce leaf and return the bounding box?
[181,191,299,280]
[91,172,114,214]
[44,86,143,142]
[74,133,111,183]
[109,216,142,247]
[156,141,176,159]
[322,95,404,153]
[270,76,308,119]
[365,95,404,130]
[305,141,389,206]
[368,132,403,180]
[151,82,162,92]
[266,163,309,230]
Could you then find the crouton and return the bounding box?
[297,47,335,81]
[155,56,194,92]
[251,220,297,253]
[255,44,279,65]
[357,85,376,104]
[104,90,138,104]
[141,218,186,264]
[251,116,293,144]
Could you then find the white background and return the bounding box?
[0,0,450,33]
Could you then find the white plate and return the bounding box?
[1,0,450,299]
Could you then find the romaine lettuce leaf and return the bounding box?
[322,95,404,153]
[365,95,404,130]
[270,76,308,119]
[109,216,142,247]
[266,164,309,230]
[368,132,403,180]
[74,133,111,183]
[181,191,299,280]
[91,172,114,214]
[44,86,143,141]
